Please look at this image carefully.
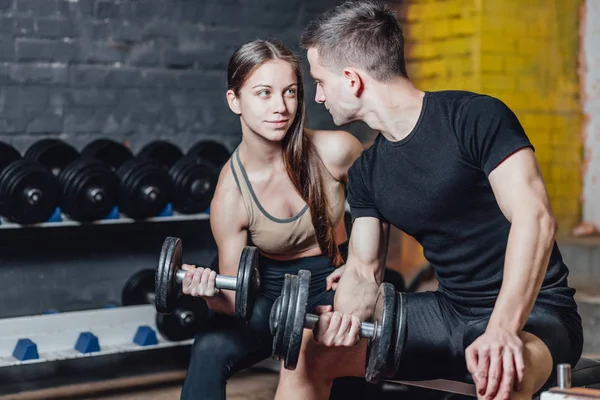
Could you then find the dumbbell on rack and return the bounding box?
[122,268,208,341]
[186,140,232,171]
[137,140,220,214]
[80,139,172,220]
[24,139,119,222]
[270,270,407,383]
[0,142,60,224]
[156,237,261,322]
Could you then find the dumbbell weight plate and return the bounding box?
[365,283,396,383]
[58,159,119,222]
[270,274,291,362]
[269,272,312,370]
[138,140,184,169]
[234,245,260,321]
[81,139,133,171]
[24,139,79,175]
[0,142,22,172]
[187,140,231,170]
[156,237,182,314]
[116,158,172,219]
[387,292,407,379]
[122,269,155,306]
[288,271,309,370]
[169,156,218,214]
[0,160,59,224]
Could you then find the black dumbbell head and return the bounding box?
[81,139,133,171]
[58,158,119,222]
[138,140,184,169]
[0,160,60,224]
[24,139,79,175]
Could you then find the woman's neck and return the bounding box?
[238,129,285,172]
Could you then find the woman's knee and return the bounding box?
[189,332,244,377]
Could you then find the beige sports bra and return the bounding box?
[229,147,345,255]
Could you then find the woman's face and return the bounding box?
[228,59,299,143]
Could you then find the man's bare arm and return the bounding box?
[334,216,390,321]
[487,147,557,332]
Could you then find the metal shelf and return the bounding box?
[0,211,210,230]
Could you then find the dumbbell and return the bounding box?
[187,140,232,171]
[156,236,261,322]
[80,139,172,220]
[270,270,407,383]
[122,268,208,341]
[24,139,119,222]
[137,140,220,214]
[0,142,60,224]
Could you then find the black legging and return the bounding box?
[180,252,337,400]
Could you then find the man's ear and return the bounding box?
[226,90,241,115]
[343,68,363,97]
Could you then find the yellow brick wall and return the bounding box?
[401,0,481,92]
[396,0,584,233]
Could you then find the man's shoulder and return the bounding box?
[428,90,511,116]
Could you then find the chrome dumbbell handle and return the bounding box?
[304,313,376,338]
[175,269,237,291]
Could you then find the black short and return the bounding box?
[391,291,583,383]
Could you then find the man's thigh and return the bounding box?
[296,290,469,382]
[521,302,583,377]
[463,301,584,390]
[390,291,469,381]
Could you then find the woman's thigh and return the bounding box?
[187,295,275,374]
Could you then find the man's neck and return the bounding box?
[359,78,425,142]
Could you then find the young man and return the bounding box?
[274,1,583,400]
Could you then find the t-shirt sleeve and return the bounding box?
[456,95,534,176]
[346,159,386,222]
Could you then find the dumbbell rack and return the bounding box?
[0,304,194,395]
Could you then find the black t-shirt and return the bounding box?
[347,90,576,309]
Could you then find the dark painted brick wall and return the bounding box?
[0,0,371,155]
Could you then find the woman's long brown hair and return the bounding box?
[227,39,343,267]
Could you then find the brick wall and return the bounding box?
[402,0,480,93]
[581,0,600,228]
[395,0,583,234]
[480,0,583,233]
[0,0,357,155]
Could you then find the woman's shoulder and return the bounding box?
[212,157,242,201]
[307,129,365,182]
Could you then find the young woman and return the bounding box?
[178,39,364,400]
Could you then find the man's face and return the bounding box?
[306,48,359,126]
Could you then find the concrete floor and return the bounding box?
[91,370,279,400]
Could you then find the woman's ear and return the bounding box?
[226,90,241,115]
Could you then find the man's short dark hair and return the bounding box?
[301,0,408,82]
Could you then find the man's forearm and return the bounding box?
[488,212,557,333]
[346,222,390,285]
[345,258,385,284]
